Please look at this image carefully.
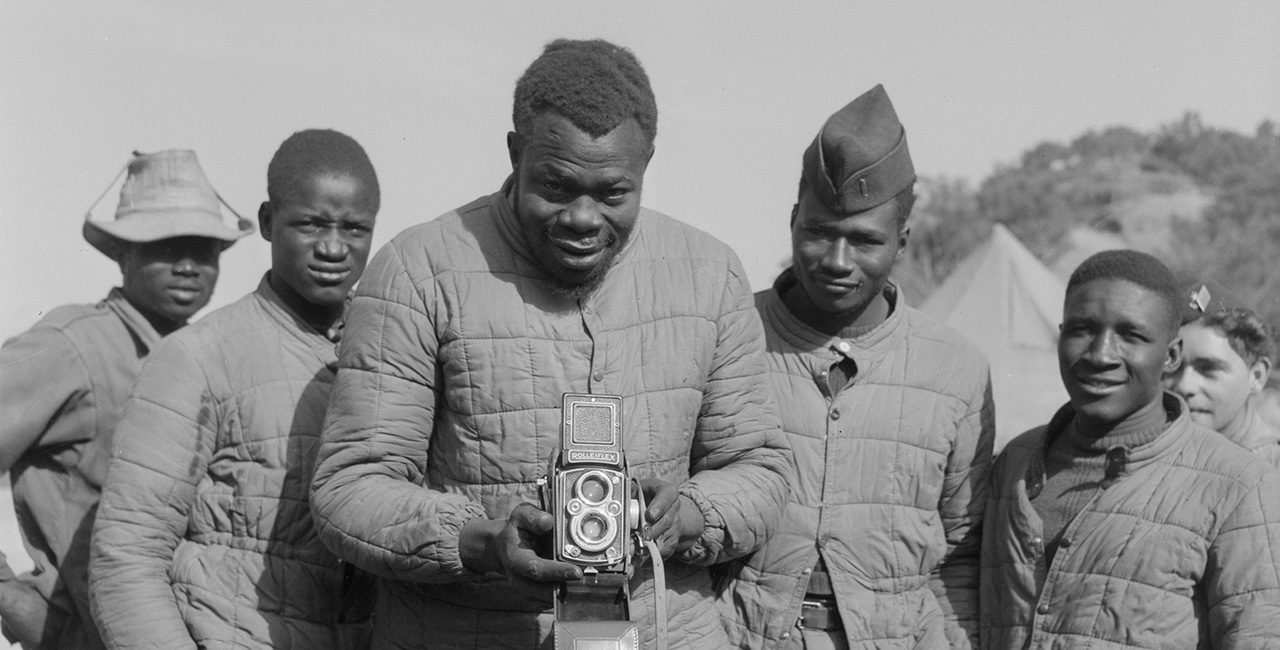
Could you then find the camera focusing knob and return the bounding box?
[627,499,641,530]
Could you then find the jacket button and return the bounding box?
[801,568,811,575]
[1060,538,1072,548]
[829,409,840,420]
[781,632,791,640]
[835,341,850,353]
[1031,536,1042,546]
[592,370,604,382]
[1036,604,1049,615]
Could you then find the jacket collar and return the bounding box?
[252,274,341,363]
[761,268,908,366]
[104,287,163,354]
[1027,392,1195,492]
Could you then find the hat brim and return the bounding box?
[84,209,254,259]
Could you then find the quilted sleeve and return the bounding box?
[89,337,213,650]
[928,364,995,649]
[0,327,88,475]
[676,253,791,566]
[311,241,489,582]
[1206,467,1280,648]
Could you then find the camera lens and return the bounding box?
[580,514,607,542]
[570,510,618,552]
[574,471,613,506]
[580,476,607,503]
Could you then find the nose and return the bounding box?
[172,256,199,277]
[819,239,855,276]
[316,227,349,261]
[1082,330,1120,366]
[1170,367,1202,398]
[558,196,604,234]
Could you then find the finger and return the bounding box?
[509,502,556,535]
[506,548,583,582]
[644,483,679,525]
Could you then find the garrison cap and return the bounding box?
[1180,277,1251,325]
[802,84,915,213]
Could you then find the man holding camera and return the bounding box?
[717,86,994,648]
[311,39,790,649]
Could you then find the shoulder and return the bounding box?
[895,305,991,391]
[635,208,739,267]
[899,304,986,361]
[150,293,262,361]
[27,299,121,336]
[374,195,499,278]
[1175,422,1278,488]
[3,299,124,358]
[989,424,1048,485]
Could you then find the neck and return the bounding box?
[782,284,891,337]
[1074,394,1170,446]
[137,309,184,337]
[1219,400,1255,443]
[268,273,342,334]
[121,294,184,336]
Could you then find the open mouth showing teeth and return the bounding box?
[1078,378,1122,391]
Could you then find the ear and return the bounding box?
[258,201,274,243]
[506,131,521,171]
[1249,357,1271,395]
[895,225,912,261]
[789,204,799,229]
[1164,334,1184,374]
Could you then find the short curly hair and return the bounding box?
[513,39,657,146]
[1197,308,1277,368]
[267,129,380,212]
[1067,249,1182,335]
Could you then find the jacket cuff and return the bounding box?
[440,501,493,580]
[673,485,726,565]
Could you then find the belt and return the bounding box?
[799,599,843,631]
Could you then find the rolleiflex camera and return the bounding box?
[539,393,645,649]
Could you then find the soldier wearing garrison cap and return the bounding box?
[0,149,249,649]
[1166,277,1280,468]
[718,85,994,649]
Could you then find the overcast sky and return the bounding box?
[2,1,1278,340]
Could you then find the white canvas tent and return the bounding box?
[920,224,1068,452]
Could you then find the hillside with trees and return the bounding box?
[900,113,1280,333]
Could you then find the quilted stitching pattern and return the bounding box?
[311,192,790,649]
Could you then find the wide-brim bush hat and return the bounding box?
[83,149,254,259]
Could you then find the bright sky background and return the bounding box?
[1,1,1278,341]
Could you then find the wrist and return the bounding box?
[676,494,705,546]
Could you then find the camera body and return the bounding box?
[543,393,638,572]
[540,393,644,648]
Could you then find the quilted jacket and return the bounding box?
[90,278,373,649]
[0,289,159,649]
[1221,402,1280,470]
[719,274,994,649]
[311,184,791,649]
[980,394,1280,649]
